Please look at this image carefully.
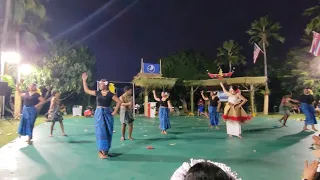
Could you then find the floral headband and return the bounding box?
[170,159,240,180]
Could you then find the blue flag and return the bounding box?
[143,63,160,74]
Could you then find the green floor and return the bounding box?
[0,116,317,180]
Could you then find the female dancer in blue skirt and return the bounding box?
[82,73,122,159]
[16,82,47,145]
[200,91,221,129]
[300,87,317,131]
[152,90,173,134]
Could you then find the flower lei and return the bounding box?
[170,159,241,180]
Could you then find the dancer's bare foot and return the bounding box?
[304,128,310,131]
[27,141,33,145]
[312,128,318,131]
[120,137,125,141]
[237,135,243,139]
[215,126,219,130]
[128,137,134,140]
[98,151,108,159]
[49,134,53,137]
[163,131,167,135]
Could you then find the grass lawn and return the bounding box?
[0,113,310,147]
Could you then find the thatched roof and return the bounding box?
[132,73,178,88]
[183,76,267,86]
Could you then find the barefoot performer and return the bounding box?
[201,91,221,129]
[300,88,318,131]
[82,73,122,159]
[119,86,134,141]
[48,91,67,137]
[16,82,48,145]
[220,82,251,138]
[278,92,299,127]
[152,90,174,134]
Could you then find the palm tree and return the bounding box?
[215,40,246,72]
[9,0,48,119]
[247,16,285,115]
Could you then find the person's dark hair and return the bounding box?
[124,86,132,92]
[52,91,59,96]
[232,86,238,91]
[185,162,233,180]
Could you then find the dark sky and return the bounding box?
[44,0,318,81]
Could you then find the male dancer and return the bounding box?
[119,86,134,140]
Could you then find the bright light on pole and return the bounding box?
[1,52,21,64]
[18,64,33,76]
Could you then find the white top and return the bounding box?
[228,95,238,104]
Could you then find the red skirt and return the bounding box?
[222,103,251,123]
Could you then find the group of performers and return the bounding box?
[278,87,318,131]
[16,73,252,159]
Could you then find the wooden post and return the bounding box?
[144,88,148,117]
[141,58,144,73]
[190,86,194,114]
[132,83,135,118]
[249,84,255,116]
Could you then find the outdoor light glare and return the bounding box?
[19,64,33,75]
[1,52,21,64]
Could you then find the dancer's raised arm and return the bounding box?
[16,82,26,97]
[220,82,232,96]
[200,91,209,101]
[152,90,160,101]
[82,72,96,96]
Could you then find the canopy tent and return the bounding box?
[183,76,268,115]
[132,72,178,116]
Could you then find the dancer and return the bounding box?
[300,88,317,131]
[16,82,47,145]
[220,82,251,138]
[119,86,134,141]
[278,92,299,127]
[201,91,221,129]
[48,91,67,137]
[197,99,205,116]
[152,90,174,134]
[82,73,122,159]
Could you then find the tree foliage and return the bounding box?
[247,16,285,47]
[215,40,246,72]
[161,50,216,80]
[23,41,96,94]
[304,5,320,34]
[0,0,49,50]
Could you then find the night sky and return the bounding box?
[44,0,318,81]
